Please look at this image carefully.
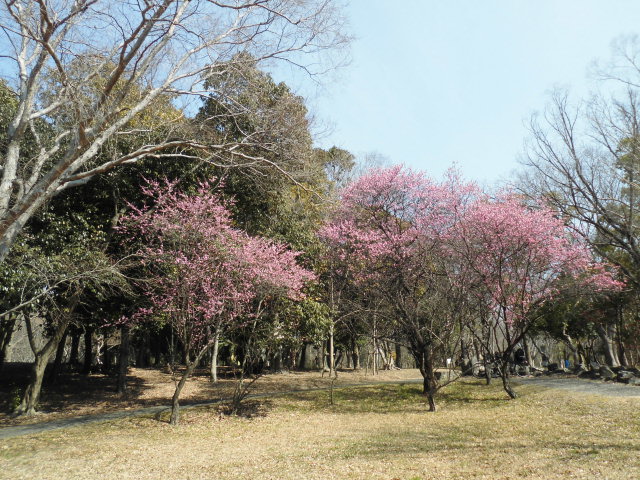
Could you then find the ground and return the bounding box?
[0,365,420,426]
[1,369,639,479]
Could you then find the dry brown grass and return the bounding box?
[0,366,420,426]
[2,377,639,480]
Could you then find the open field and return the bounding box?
[2,377,639,480]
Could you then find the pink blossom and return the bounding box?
[119,179,314,351]
[320,167,623,328]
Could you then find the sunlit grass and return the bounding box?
[3,378,639,479]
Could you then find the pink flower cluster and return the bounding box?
[453,193,624,325]
[119,179,314,349]
[320,166,624,326]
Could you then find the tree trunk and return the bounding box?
[412,341,438,412]
[69,331,80,366]
[352,342,360,370]
[170,346,209,425]
[82,329,93,374]
[299,343,307,370]
[500,361,517,399]
[372,320,378,375]
[482,350,492,385]
[273,347,283,372]
[596,324,621,367]
[102,334,112,372]
[0,195,34,264]
[576,341,587,367]
[424,351,438,411]
[169,328,176,367]
[51,328,68,382]
[210,331,219,383]
[395,342,402,369]
[117,326,130,395]
[16,315,71,415]
[335,350,343,369]
[329,324,335,377]
[16,353,49,416]
[616,304,629,367]
[379,342,389,369]
[144,330,153,366]
[320,341,327,373]
[423,376,437,411]
[481,323,494,384]
[170,362,194,425]
[0,314,18,369]
[523,335,534,369]
[152,333,162,367]
[560,326,580,368]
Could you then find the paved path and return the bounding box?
[515,376,640,398]
[0,404,170,441]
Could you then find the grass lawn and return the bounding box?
[2,378,639,480]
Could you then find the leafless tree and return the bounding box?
[520,37,640,287]
[0,0,349,262]
[518,36,640,367]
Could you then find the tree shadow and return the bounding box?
[282,384,430,415]
[0,363,172,422]
[216,398,273,418]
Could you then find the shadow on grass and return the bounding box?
[216,398,273,418]
[436,379,509,405]
[152,398,274,424]
[278,379,511,416]
[339,426,640,461]
[0,364,242,420]
[281,384,429,415]
[0,363,156,415]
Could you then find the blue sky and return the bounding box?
[293,1,640,186]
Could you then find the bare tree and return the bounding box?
[0,0,349,262]
[520,38,640,287]
[518,37,640,367]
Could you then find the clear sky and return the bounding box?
[296,1,640,186]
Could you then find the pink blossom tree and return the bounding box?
[453,193,624,398]
[320,165,478,411]
[321,166,623,408]
[120,180,313,424]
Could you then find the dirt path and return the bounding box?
[516,375,640,397]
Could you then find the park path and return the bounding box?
[516,375,640,397]
[2,375,639,441]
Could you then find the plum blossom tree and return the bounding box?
[320,165,478,411]
[321,166,623,408]
[453,193,624,398]
[120,180,313,424]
